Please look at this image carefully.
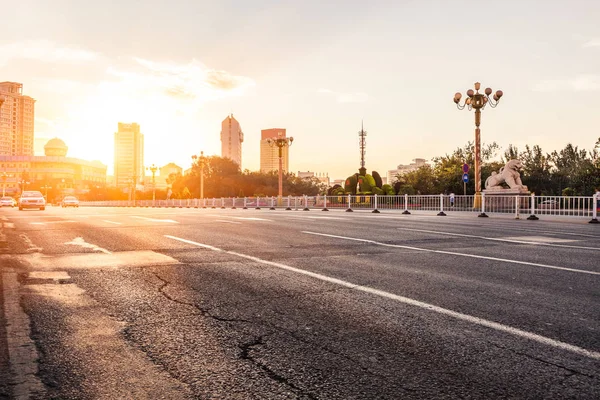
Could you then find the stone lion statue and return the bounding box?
[485,159,528,190]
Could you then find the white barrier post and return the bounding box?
[515,195,520,219]
[402,194,410,215]
[270,196,275,210]
[437,193,446,216]
[478,192,488,217]
[286,195,292,211]
[590,193,599,224]
[256,196,261,210]
[303,195,310,211]
[346,194,353,212]
[221,197,225,209]
[243,197,247,210]
[295,196,298,211]
[372,194,380,213]
[527,193,539,220]
[323,195,329,211]
[232,197,237,209]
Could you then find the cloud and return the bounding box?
[317,88,333,94]
[0,40,99,66]
[582,39,600,48]
[533,75,600,92]
[107,57,255,102]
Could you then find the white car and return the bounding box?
[18,191,46,211]
[0,196,16,207]
[61,196,80,208]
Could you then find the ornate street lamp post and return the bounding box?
[191,151,206,199]
[267,134,294,200]
[146,164,158,204]
[453,82,503,207]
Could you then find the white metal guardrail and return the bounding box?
[78,193,600,223]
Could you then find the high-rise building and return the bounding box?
[114,122,144,188]
[220,114,243,167]
[260,129,289,173]
[387,158,427,184]
[0,82,35,156]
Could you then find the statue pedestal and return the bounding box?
[483,188,531,214]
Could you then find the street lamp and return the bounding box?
[19,179,30,195]
[41,185,52,200]
[267,134,294,200]
[453,82,503,209]
[1,172,8,197]
[127,178,134,203]
[191,151,206,199]
[146,164,158,203]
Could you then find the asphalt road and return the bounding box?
[1,205,599,399]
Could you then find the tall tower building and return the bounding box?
[260,129,289,173]
[114,122,144,188]
[0,82,35,156]
[220,114,243,167]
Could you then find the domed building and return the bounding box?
[43,138,68,157]
[0,138,107,199]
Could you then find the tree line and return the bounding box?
[167,156,326,199]
[395,138,600,196]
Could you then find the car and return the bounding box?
[61,196,80,208]
[18,191,46,211]
[0,196,16,207]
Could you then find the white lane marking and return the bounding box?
[102,220,122,225]
[397,228,600,251]
[2,222,14,229]
[231,217,272,221]
[283,215,348,220]
[164,235,223,252]
[302,231,600,276]
[19,251,179,270]
[64,237,111,254]
[131,216,179,223]
[215,220,242,224]
[164,235,600,361]
[396,219,600,239]
[30,220,77,225]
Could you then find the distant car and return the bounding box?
[538,200,558,209]
[0,196,16,207]
[18,191,46,211]
[61,196,80,208]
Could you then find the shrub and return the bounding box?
[372,171,383,189]
[382,184,395,195]
[344,174,358,194]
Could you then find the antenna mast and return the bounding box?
[358,121,367,175]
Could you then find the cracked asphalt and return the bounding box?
[1,206,599,399]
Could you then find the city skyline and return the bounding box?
[1,1,599,179]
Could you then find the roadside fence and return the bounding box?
[79,193,600,223]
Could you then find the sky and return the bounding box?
[1,0,599,180]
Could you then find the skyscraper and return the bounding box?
[114,122,144,189]
[220,114,243,167]
[0,82,35,156]
[260,129,289,173]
